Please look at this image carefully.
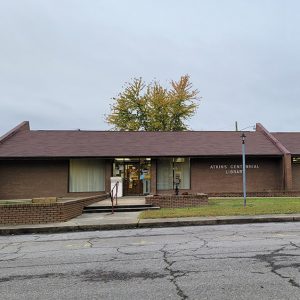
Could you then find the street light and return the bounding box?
[241,133,247,207]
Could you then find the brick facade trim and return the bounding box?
[207,191,300,197]
[146,193,208,208]
[0,194,108,225]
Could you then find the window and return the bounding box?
[293,157,300,164]
[157,159,173,190]
[69,159,105,192]
[157,158,190,190]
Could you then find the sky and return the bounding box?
[1,0,300,136]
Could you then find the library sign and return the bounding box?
[209,164,260,175]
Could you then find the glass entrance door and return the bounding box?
[113,158,151,196]
[124,163,143,195]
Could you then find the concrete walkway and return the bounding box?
[89,196,146,206]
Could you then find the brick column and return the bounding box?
[105,159,113,193]
[284,154,293,190]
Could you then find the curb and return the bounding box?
[1,214,300,235]
[0,223,139,235]
[138,215,300,228]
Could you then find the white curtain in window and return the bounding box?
[69,159,105,192]
[157,158,190,190]
[157,159,173,190]
[174,159,190,189]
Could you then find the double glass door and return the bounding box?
[113,159,151,196]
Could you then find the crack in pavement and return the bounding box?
[81,269,166,283]
[3,246,293,269]
[167,238,210,255]
[0,272,68,283]
[0,254,26,263]
[0,253,257,269]
[0,231,189,244]
[0,242,23,253]
[116,247,134,255]
[0,242,25,263]
[0,244,11,251]
[160,245,188,300]
[254,245,300,289]
[85,239,94,248]
[190,236,210,251]
[290,242,300,249]
[0,269,166,284]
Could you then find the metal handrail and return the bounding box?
[110,181,119,214]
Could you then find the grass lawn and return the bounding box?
[0,200,32,205]
[139,197,300,219]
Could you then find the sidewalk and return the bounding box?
[1,211,300,235]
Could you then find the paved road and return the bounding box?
[0,223,299,300]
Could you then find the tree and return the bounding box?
[106,75,200,131]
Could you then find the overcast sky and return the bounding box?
[1,0,300,136]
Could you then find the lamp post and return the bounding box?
[241,133,247,207]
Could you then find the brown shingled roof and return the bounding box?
[0,123,282,158]
[272,132,300,155]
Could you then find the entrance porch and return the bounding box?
[88,196,146,206]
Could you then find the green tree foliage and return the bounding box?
[106,75,200,131]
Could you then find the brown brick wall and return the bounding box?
[190,157,282,194]
[146,194,208,208]
[283,154,293,190]
[207,191,300,197]
[154,157,283,195]
[0,194,108,225]
[292,163,300,190]
[0,160,69,199]
[0,157,291,199]
[0,160,109,199]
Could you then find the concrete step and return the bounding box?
[83,205,160,213]
[87,204,154,209]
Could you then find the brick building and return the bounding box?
[1,121,300,199]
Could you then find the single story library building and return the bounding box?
[1,121,300,200]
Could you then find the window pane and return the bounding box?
[174,158,190,189]
[157,158,190,190]
[157,159,173,190]
[69,159,105,192]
